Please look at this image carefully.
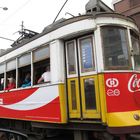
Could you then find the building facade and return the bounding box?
[113,0,140,30]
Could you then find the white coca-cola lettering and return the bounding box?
[128,74,140,92]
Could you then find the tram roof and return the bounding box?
[42,12,135,33]
[0,12,137,57]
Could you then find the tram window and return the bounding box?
[0,74,4,91]
[70,80,77,110]
[102,26,131,70]
[6,59,16,89]
[33,59,50,85]
[66,41,76,75]
[18,65,31,87]
[6,59,16,72]
[18,53,31,87]
[0,64,5,74]
[33,46,50,85]
[130,30,140,70]
[18,53,31,67]
[6,70,16,90]
[79,37,95,73]
[0,64,5,91]
[33,45,50,62]
[84,78,96,110]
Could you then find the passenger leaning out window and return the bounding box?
[37,66,51,84]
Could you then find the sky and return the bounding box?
[0,0,112,49]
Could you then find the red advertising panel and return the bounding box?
[104,73,140,113]
[0,85,61,123]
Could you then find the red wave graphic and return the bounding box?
[0,88,38,105]
[0,97,61,122]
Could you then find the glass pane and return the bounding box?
[7,59,16,71]
[0,64,5,74]
[70,80,77,110]
[67,41,76,75]
[79,37,94,72]
[131,31,140,70]
[19,53,31,67]
[33,46,50,62]
[102,27,130,70]
[84,78,96,110]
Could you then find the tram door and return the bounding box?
[65,35,100,119]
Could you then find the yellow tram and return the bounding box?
[0,0,140,140]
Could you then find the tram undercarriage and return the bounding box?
[0,119,140,140]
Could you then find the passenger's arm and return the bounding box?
[37,77,43,84]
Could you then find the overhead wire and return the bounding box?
[0,0,32,25]
[0,0,32,43]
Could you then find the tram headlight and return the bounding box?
[133,114,140,121]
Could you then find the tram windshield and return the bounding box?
[130,30,140,71]
[101,26,131,70]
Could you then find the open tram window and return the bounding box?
[18,66,31,88]
[0,64,5,91]
[18,53,31,88]
[0,74,4,91]
[101,26,131,70]
[79,36,95,73]
[6,70,16,88]
[33,45,50,85]
[130,30,140,71]
[6,59,16,90]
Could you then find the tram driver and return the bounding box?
[37,66,51,84]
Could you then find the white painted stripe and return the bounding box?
[0,86,59,111]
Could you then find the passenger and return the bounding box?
[21,73,31,88]
[37,66,51,84]
[5,77,16,90]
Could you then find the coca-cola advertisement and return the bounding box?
[104,73,140,113]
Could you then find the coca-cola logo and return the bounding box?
[128,74,140,92]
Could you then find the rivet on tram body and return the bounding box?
[133,114,140,121]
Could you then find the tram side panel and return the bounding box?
[104,73,140,127]
[0,84,67,123]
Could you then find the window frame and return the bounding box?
[33,45,50,63]
[6,58,16,72]
[130,29,140,71]
[0,63,5,74]
[78,35,96,76]
[65,40,78,78]
[18,52,31,68]
[101,25,132,71]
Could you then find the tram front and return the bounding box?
[99,16,140,133]
[64,13,140,138]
